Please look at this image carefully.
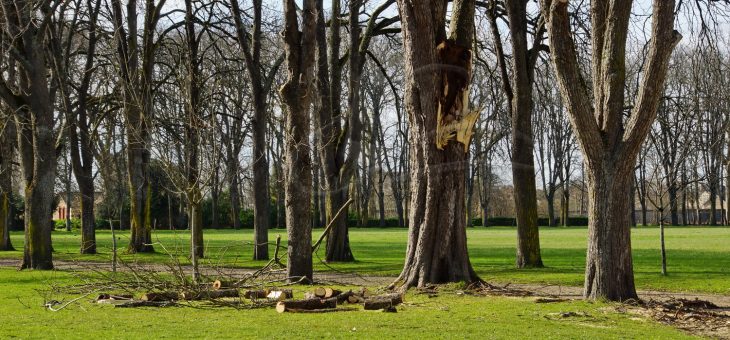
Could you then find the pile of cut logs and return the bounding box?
[95,281,404,313]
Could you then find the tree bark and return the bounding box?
[280,0,317,283]
[393,0,480,289]
[583,164,637,300]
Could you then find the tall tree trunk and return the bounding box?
[184,0,203,259]
[1,4,61,269]
[545,0,679,301]
[280,0,317,283]
[18,104,57,270]
[0,115,15,251]
[112,0,161,253]
[507,0,543,268]
[488,0,544,267]
[251,89,269,260]
[230,0,271,259]
[583,165,636,300]
[393,0,480,289]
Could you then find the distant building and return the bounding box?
[53,192,104,220]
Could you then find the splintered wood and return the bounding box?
[434,39,480,152]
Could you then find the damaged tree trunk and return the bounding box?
[393,0,480,289]
[544,0,680,301]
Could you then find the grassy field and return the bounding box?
[2,226,728,295]
[0,269,695,339]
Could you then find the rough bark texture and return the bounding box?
[280,0,317,283]
[393,0,480,289]
[545,0,680,301]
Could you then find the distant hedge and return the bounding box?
[474,216,589,227]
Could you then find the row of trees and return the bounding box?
[1,0,728,301]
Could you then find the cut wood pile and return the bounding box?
[94,284,405,313]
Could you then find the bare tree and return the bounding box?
[487,0,547,268]
[229,0,284,260]
[279,0,317,283]
[543,0,681,300]
[111,0,167,253]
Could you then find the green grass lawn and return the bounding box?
[2,226,729,294]
[0,269,695,339]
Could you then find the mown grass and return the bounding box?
[2,226,729,294]
[0,269,695,339]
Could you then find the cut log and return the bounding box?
[182,289,240,300]
[304,292,317,300]
[212,280,235,290]
[243,289,270,299]
[364,293,404,310]
[276,298,338,313]
[313,287,327,298]
[324,288,342,298]
[267,289,294,301]
[335,290,353,303]
[313,287,342,298]
[140,292,179,302]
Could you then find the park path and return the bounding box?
[2,258,729,307]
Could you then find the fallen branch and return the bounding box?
[115,300,177,308]
[311,198,354,254]
[140,292,179,301]
[364,293,404,310]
